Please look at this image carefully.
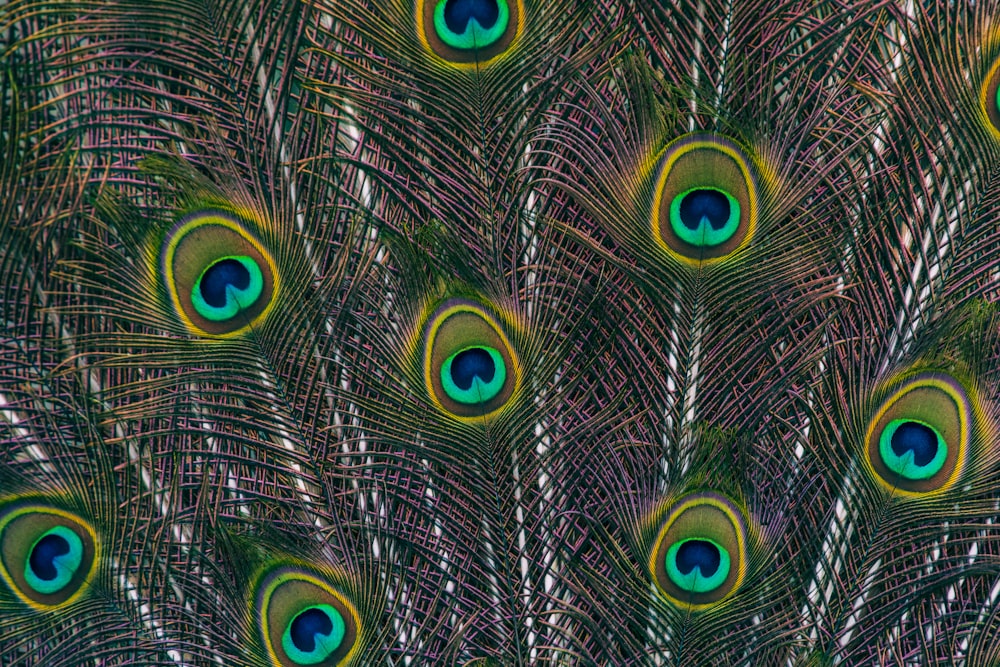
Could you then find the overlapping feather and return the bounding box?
[3,0,1000,665]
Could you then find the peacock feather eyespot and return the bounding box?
[420,298,520,420]
[256,565,361,667]
[161,209,277,337]
[649,492,747,610]
[981,56,1000,139]
[0,502,98,610]
[863,371,973,496]
[417,0,522,66]
[650,134,759,265]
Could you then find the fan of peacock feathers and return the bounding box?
[3,0,1000,664]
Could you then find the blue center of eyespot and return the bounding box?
[878,418,948,481]
[440,346,508,407]
[890,421,938,467]
[679,189,731,232]
[664,536,731,594]
[450,348,496,390]
[24,525,84,595]
[29,533,71,582]
[675,539,720,577]
[282,604,346,665]
[191,255,265,322]
[200,258,250,308]
[668,187,742,249]
[290,608,333,652]
[433,0,509,52]
[443,0,499,33]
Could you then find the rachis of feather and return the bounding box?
[161,209,279,338]
[417,297,521,421]
[648,492,748,611]
[417,0,523,67]
[650,134,759,266]
[862,370,976,496]
[0,500,98,611]
[254,563,361,667]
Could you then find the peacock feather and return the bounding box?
[3,0,1000,665]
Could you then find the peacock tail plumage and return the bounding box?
[2,0,1000,664]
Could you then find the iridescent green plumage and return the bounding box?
[651,134,759,264]
[419,297,520,420]
[0,502,97,610]
[420,0,521,65]
[162,209,278,337]
[649,492,748,609]
[253,562,361,667]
